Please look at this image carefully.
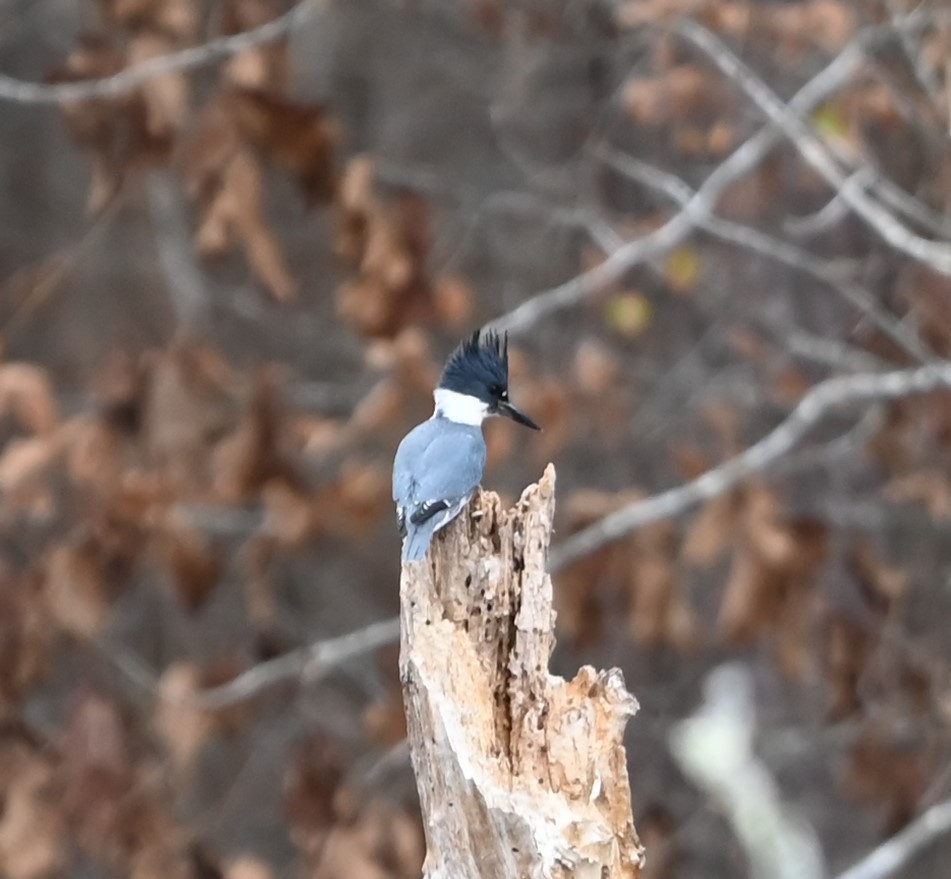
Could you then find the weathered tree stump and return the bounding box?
[399,464,644,879]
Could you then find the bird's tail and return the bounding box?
[402,523,435,562]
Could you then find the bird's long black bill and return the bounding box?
[498,400,541,430]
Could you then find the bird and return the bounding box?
[393,329,540,563]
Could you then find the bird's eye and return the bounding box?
[500,389,508,400]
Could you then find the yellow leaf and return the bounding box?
[812,103,848,140]
[604,293,652,338]
[665,247,701,294]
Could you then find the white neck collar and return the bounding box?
[433,388,489,426]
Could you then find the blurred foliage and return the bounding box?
[1,0,951,877]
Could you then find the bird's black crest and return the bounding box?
[439,329,509,399]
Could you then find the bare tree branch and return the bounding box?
[100,616,400,710]
[783,175,861,237]
[782,331,887,374]
[549,361,951,571]
[490,33,865,336]
[147,171,210,327]
[595,146,936,363]
[0,0,314,105]
[885,0,948,128]
[678,21,951,275]
[489,13,950,337]
[671,664,826,879]
[834,797,951,879]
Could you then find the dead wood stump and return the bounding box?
[399,464,644,879]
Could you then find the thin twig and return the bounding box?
[195,616,400,710]
[100,616,400,710]
[678,21,951,275]
[885,0,947,126]
[783,331,887,374]
[0,0,315,105]
[596,146,935,363]
[783,178,860,238]
[834,797,951,879]
[0,190,125,338]
[549,361,951,571]
[490,13,950,336]
[147,171,210,327]
[489,34,866,336]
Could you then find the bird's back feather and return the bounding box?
[393,418,486,562]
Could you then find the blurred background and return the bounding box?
[2,0,951,877]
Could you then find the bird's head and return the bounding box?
[435,329,541,429]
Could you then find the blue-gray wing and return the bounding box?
[393,421,486,513]
[393,421,486,560]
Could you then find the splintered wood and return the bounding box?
[399,464,644,879]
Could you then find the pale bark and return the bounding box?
[399,464,644,879]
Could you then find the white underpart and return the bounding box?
[433,388,489,426]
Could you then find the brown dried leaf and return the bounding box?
[243,535,278,629]
[616,0,704,28]
[196,148,298,301]
[60,692,130,786]
[847,540,909,608]
[0,434,63,519]
[226,855,276,879]
[152,520,222,611]
[717,546,767,643]
[628,521,696,651]
[823,615,872,720]
[334,158,432,338]
[622,65,723,127]
[363,688,407,748]
[742,486,797,568]
[44,539,112,639]
[717,491,825,676]
[144,342,238,490]
[0,363,59,434]
[101,0,197,38]
[127,34,189,140]
[262,481,318,547]
[0,744,65,879]
[842,729,929,834]
[681,494,737,567]
[289,414,347,459]
[767,0,856,57]
[305,799,423,879]
[347,378,405,438]
[61,415,125,490]
[221,0,289,90]
[331,460,391,535]
[212,372,290,502]
[432,276,474,329]
[284,733,346,852]
[228,88,338,204]
[629,554,676,646]
[153,663,215,772]
[49,37,170,210]
[335,156,377,264]
[0,573,52,712]
[573,338,620,396]
[885,470,951,519]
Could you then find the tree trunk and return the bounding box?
[399,464,644,879]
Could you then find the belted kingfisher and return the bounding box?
[393,329,540,562]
